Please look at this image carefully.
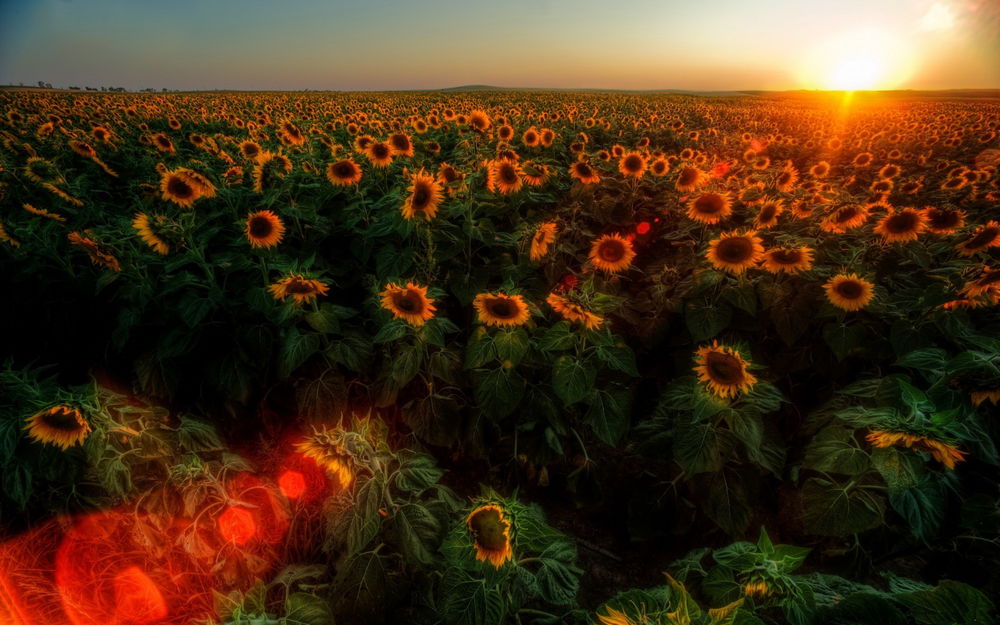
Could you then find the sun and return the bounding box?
[825,54,885,90]
[798,28,915,91]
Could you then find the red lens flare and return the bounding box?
[217,507,257,546]
[278,470,307,499]
[112,567,167,624]
[635,221,651,235]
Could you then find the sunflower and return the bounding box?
[775,165,799,191]
[245,210,285,248]
[24,405,91,450]
[866,430,966,470]
[589,233,636,274]
[547,293,603,330]
[569,160,601,184]
[522,127,540,147]
[956,221,1000,256]
[388,133,414,156]
[380,282,436,326]
[487,159,523,195]
[923,206,965,234]
[618,151,646,178]
[132,213,170,255]
[473,292,531,327]
[971,390,1000,407]
[239,140,262,161]
[762,247,813,274]
[68,231,121,272]
[809,161,830,178]
[295,429,353,489]
[468,110,492,132]
[874,207,926,243]
[649,157,670,177]
[365,141,393,168]
[466,504,512,567]
[687,192,732,225]
[962,266,1000,299]
[327,159,362,186]
[520,161,551,186]
[530,222,558,261]
[401,169,443,221]
[159,168,201,207]
[23,203,65,222]
[694,341,758,398]
[706,230,764,275]
[753,200,783,229]
[597,607,636,625]
[269,273,330,306]
[675,166,703,192]
[743,579,770,599]
[820,205,869,233]
[824,274,875,311]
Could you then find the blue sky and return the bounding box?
[0,0,996,90]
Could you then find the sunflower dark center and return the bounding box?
[623,155,643,172]
[487,299,516,318]
[679,168,698,185]
[835,280,864,299]
[412,184,431,209]
[705,352,744,385]
[41,407,85,432]
[499,164,519,184]
[835,207,859,223]
[598,240,626,262]
[575,163,593,177]
[286,280,315,295]
[885,211,918,233]
[964,227,1000,249]
[468,508,508,550]
[249,216,273,237]
[759,205,777,222]
[717,237,753,263]
[976,271,1000,287]
[393,292,422,313]
[772,249,802,264]
[334,162,355,178]
[167,176,194,198]
[372,144,390,159]
[695,194,725,214]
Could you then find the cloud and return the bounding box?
[921,2,956,31]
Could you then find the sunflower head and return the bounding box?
[687,192,732,224]
[466,504,512,567]
[327,159,363,186]
[246,210,285,248]
[874,207,926,243]
[589,234,636,274]
[24,405,92,450]
[618,151,646,178]
[401,170,443,221]
[473,292,531,327]
[269,273,330,306]
[380,282,436,326]
[295,428,355,489]
[530,222,558,262]
[707,230,764,275]
[824,274,875,311]
[569,160,601,184]
[762,247,813,274]
[694,341,758,398]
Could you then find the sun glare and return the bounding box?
[798,28,915,91]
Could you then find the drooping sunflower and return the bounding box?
[520,161,551,186]
[473,292,531,327]
[327,159,363,186]
[466,504,512,567]
[547,292,603,330]
[962,266,1000,299]
[762,247,814,274]
[820,205,869,233]
[706,230,764,275]
[268,273,330,306]
[922,206,965,234]
[956,221,1000,256]
[245,210,285,248]
[874,207,926,243]
[618,151,647,178]
[23,203,65,222]
[379,282,436,326]
[295,429,353,489]
[487,158,524,195]
[24,405,91,450]
[529,222,558,261]
[132,213,170,255]
[68,231,121,272]
[569,160,601,184]
[824,274,875,311]
[866,430,966,470]
[588,233,636,274]
[971,390,1000,407]
[687,192,732,225]
[694,341,758,398]
[468,110,492,132]
[597,606,636,625]
[401,169,443,221]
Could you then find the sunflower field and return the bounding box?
[1,89,999,625]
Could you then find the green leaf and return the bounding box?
[895,348,948,374]
[474,367,524,418]
[803,426,871,476]
[304,303,342,334]
[493,328,530,365]
[284,593,334,625]
[801,476,885,536]
[823,322,866,361]
[327,334,372,372]
[686,300,732,341]
[538,321,576,352]
[391,344,423,387]
[586,387,629,445]
[393,502,442,566]
[279,330,320,378]
[705,470,753,536]
[899,580,995,625]
[552,356,594,406]
[372,320,409,344]
[595,344,639,377]
[723,282,757,315]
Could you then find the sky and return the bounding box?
[0,0,997,91]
